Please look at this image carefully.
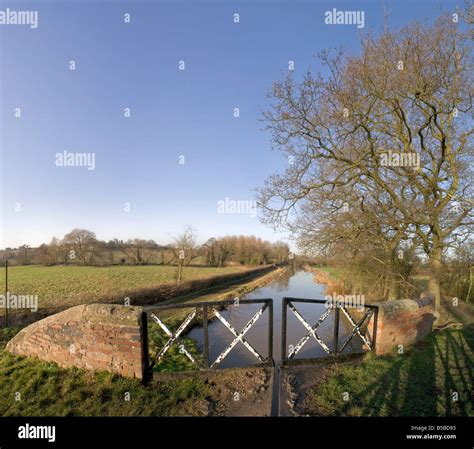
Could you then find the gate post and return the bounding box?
[281,298,288,363]
[268,299,273,362]
[141,311,151,383]
[203,305,210,368]
[333,307,340,354]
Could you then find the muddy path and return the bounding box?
[152,366,274,416]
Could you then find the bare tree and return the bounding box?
[18,244,30,265]
[121,239,158,265]
[258,15,473,321]
[170,226,198,285]
[62,229,97,265]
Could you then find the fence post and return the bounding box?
[268,300,273,363]
[141,311,150,383]
[281,298,287,363]
[372,307,379,351]
[333,306,340,354]
[203,305,209,368]
[4,260,8,327]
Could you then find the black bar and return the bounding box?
[283,296,326,304]
[268,299,273,362]
[1,416,471,449]
[141,311,151,383]
[281,298,287,364]
[283,296,379,309]
[333,306,340,354]
[372,306,379,350]
[145,298,273,312]
[202,305,209,368]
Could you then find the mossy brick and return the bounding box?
[6,303,145,379]
[368,292,435,355]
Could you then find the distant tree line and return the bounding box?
[0,227,290,268]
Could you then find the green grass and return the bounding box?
[0,264,245,311]
[316,266,342,279]
[0,352,211,416]
[0,328,210,416]
[148,319,203,372]
[304,326,474,416]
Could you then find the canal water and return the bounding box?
[187,269,363,368]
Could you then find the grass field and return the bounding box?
[0,264,246,311]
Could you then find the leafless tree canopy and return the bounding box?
[258,15,473,316]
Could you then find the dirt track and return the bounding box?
[152,366,274,416]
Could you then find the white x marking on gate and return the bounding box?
[151,310,197,365]
[210,304,267,368]
[338,307,374,353]
[288,302,332,358]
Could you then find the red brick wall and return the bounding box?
[368,293,435,355]
[6,304,145,378]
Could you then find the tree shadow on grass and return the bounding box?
[433,328,473,416]
[398,338,437,416]
[356,316,438,416]
[321,314,474,417]
[366,326,472,417]
[346,341,437,416]
[355,357,405,416]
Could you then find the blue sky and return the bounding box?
[0,0,460,249]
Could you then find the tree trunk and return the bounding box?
[428,245,442,324]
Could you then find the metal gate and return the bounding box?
[145,298,273,374]
[280,297,378,365]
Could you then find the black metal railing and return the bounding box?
[145,298,273,373]
[281,297,378,365]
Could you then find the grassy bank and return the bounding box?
[0,343,211,416]
[301,325,473,416]
[0,264,249,316]
[314,266,342,280]
[0,267,286,415]
[0,345,271,417]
